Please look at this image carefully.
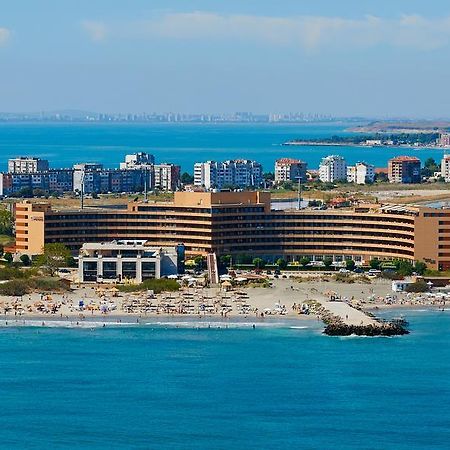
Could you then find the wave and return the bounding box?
[0,319,139,329]
[145,320,302,329]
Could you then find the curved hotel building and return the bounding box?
[14,191,450,270]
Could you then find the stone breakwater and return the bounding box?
[324,321,410,337]
[306,300,410,337]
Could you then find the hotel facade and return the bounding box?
[13,191,450,271]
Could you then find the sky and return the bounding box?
[2,0,450,117]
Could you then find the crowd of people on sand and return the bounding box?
[0,286,292,319]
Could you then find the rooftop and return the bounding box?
[389,156,421,162]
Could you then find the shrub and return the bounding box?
[20,254,32,266]
[0,279,29,296]
[405,281,429,293]
[0,277,70,296]
[117,278,180,294]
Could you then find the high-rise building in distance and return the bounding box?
[319,155,347,182]
[194,160,263,190]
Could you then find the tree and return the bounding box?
[421,158,439,177]
[276,258,288,270]
[219,255,232,268]
[299,257,311,269]
[263,172,275,181]
[17,187,33,198]
[194,255,206,270]
[414,261,427,276]
[280,181,294,190]
[345,259,356,271]
[3,252,13,264]
[369,258,381,270]
[395,260,414,277]
[65,256,77,268]
[181,172,194,184]
[20,254,31,266]
[34,243,72,276]
[0,209,13,236]
[252,258,266,269]
[323,257,333,270]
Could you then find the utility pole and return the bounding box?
[297,176,303,210]
[144,168,148,203]
[80,171,85,210]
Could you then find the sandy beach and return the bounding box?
[1,275,445,326]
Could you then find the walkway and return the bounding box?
[317,299,378,326]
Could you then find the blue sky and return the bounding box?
[2,0,450,117]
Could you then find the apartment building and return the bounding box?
[8,157,49,174]
[120,152,155,169]
[347,162,375,184]
[438,133,450,147]
[13,191,450,270]
[388,156,421,183]
[154,163,181,191]
[441,155,450,182]
[193,160,263,189]
[274,158,307,183]
[319,155,347,182]
[0,170,74,196]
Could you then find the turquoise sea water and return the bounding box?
[1,310,450,449]
[0,122,444,173]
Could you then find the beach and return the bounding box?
[1,276,446,326]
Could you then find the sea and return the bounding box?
[1,310,450,449]
[0,122,445,173]
[1,124,449,448]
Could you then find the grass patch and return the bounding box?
[117,278,180,294]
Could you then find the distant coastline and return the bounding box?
[282,141,441,150]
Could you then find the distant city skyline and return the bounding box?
[3,1,450,116]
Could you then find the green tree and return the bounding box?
[252,258,266,269]
[421,158,439,177]
[34,243,72,276]
[17,187,33,198]
[369,258,381,270]
[219,255,232,268]
[280,181,294,190]
[323,257,333,270]
[3,252,13,264]
[20,254,31,266]
[194,255,206,270]
[345,259,356,271]
[299,257,311,269]
[0,209,13,236]
[395,260,414,277]
[65,256,77,268]
[181,172,194,184]
[263,172,275,181]
[276,258,288,270]
[414,261,427,276]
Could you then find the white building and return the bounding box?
[194,160,263,189]
[78,240,185,283]
[441,155,450,182]
[319,155,347,182]
[120,152,155,170]
[73,163,104,193]
[8,157,49,174]
[346,162,375,184]
[274,158,307,183]
[154,164,181,191]
[439,134,450,147]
